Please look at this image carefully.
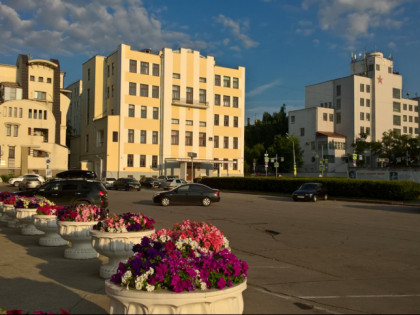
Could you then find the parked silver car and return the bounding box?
[162,178,188,190]
[9,174,45,187]
[18,178,42,191]
[101,177,117,189]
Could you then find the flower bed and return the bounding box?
[110,220,248,293]
[57,204,108,222]
[36,204,65,216]
[15,196,54,209]
[92,212,155,233]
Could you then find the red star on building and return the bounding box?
[377,76,383,84]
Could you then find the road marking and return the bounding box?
[299,294,420,299]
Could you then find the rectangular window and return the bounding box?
[329,114,334,121]
[30,75,35,81]
[376,64,380,71]
[393,102,401,112]
[199,77,206,83]
[223,76,231,87]
[409,127,413,134]
[153,107,159,119]
[171,130,179,145]
[152,131,158,144]
[129,60,137,73]
[393,88,401,99]
[140,62,149,75]
[336,112,341,124]
[127,154,134,167]
[214,136,219,148]
[336,99,341,109]
[224,136,229,149]
[34,110,37,119]
[38,110,42,119]
[403,115,407,122]
[214,114,219,126]
[152,155,158,168]
[223,95,230,107]
[366,85,371,93]
[172,85,180,100]
[9,146,15,158]
[44,110,47,120]
[366,99,371,107]
[291,116,295,123]
[28,128,31,135]
[199,89,206,104]
[360,126,365,134]
[199,121,206,127]
[233,97,239,108]
[403,103,407,110]
[128,129,134,143]
[152,86,159,98]
[199,132,206,147]
[113,131,118,142]
[366,127,371,135]
[409,116,413,122]
[409,105,413,111]
[393,115,401,126]
[215,94,221,106]
[13,107,17,117]
[215,75,221,86]
[140,84,149,97]
[223,159,228,170]
[360,98,364,106]
[34,91,46,100]
[224,115,229,127]
[336,85,341,96]
[186,120,193,126]
[233,77,239,89]
[19,108,22,118]
[186,87,193,104]
[233,159,238,170]
[234,116,238,127]
[300,128,305,136]
[173,73,180,79]
[367,113,371,121]
[360,83,364,92]
[129,104,135,117]
[360,112,364,120]
[233,137,238,149]
[140,130,146,144]
[140,155,146,167]
[38,77,43,82]
[6,124,11,136]
[172,118,179,124]
[323,113,327,121]
[141,106,147,118]
[129,82,136,95]
[152,63,159,76]
[185,131,193,146]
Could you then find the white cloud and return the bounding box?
[302,0,407,42]
[246,79,281,98]
[0,0,203,56]
[214,14,259,49]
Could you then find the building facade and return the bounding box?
[67,44,245,180]
[0,55,70,177]
[289,52,419,174]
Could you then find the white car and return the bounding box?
[162,178,188,190]
[8,174,45,187]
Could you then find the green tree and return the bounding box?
[267,135,303,173]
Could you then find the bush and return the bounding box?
[0,174,13,183]
[200,176,420,201]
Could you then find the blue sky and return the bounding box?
[1,0,419,122]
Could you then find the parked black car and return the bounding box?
[14,179,108,207]
[140,177,160,189]
[292,182,328,202]
[113,178,142,191]
[56,169,97,179]
[153,183,220,206]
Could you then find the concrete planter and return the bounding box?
[57,221,98,259]
[33,214,68,246]
[16,208,44,235]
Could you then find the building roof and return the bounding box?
[316,131,346,139]
[1,82,20,88]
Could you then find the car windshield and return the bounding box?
[300,183,319,190]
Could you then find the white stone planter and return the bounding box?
[16,208,44,235]
[33,214,68,246]
[0,201,10,223]
[90,229,155,279]
[57,221,99,259]
[105,279,247,314]
[4,204,19,228]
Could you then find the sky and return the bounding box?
[1,0,420,123]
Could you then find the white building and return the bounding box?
[289,52,419,174]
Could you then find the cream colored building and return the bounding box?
[68,44,245,180]
[0,55,70,177]
[289,52,419,174]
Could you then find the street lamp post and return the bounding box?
[286,133,297,177]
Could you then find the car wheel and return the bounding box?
[161,197,170,207]
[14,182,19,187]
[312,195,317,202]
[74,201,90,207]
[126,185,130,191]
[202,197,211,207]
[324,194,328,201]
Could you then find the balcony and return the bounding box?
[171,98,209,109]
